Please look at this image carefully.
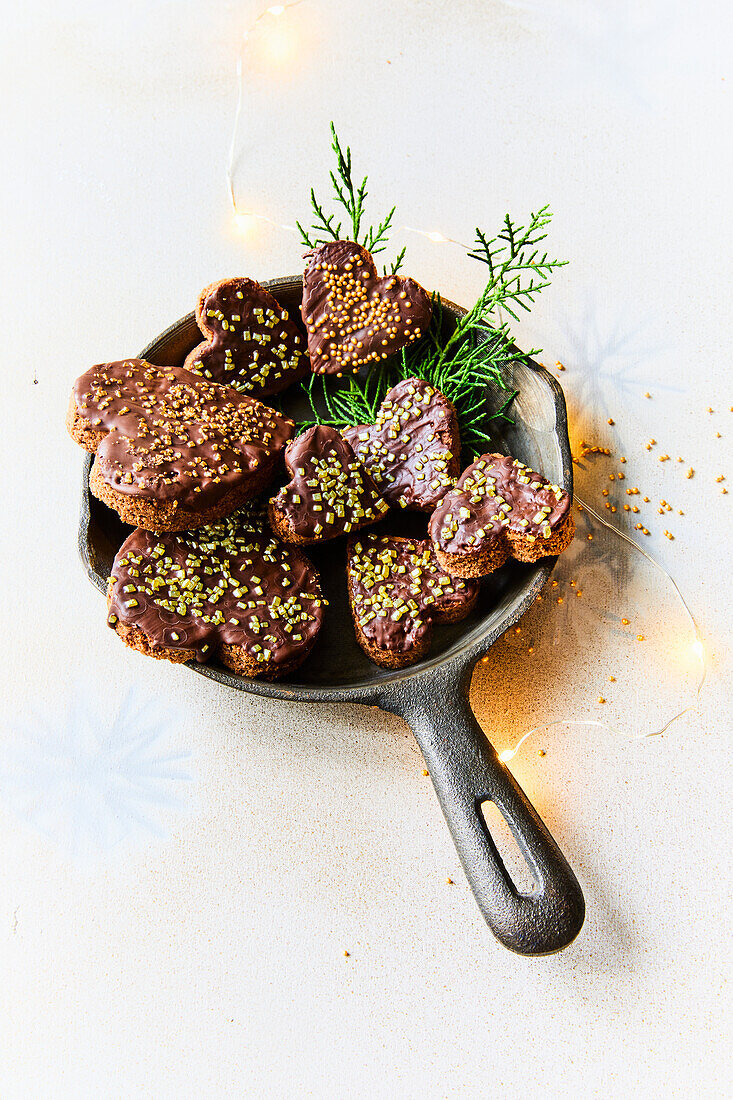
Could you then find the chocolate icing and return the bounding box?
[301,241,432,375]
[271,425,389,541]
[108,507,324,665]
[73,359,294,511]
[429,453,570,553]
[343,377,459,510]
[347,533,479,654]
[184,277,308,397]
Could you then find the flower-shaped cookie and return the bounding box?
[107,507,325,679]
[268,425,389,543]
[184,277,308,397]
[67,359,294,532]
[347,533,480,668]
[343,377,459,510]
[429,453,574,577]
[301,241,432,375]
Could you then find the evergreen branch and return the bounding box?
[468,204,567,320]
[298,123,404,268]
[296,188,342,248]
[365,206,396,255]
[388,246,406,275]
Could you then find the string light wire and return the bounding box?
[225,3,472,249]
[495,495,707,764]
[402,227,473,249]
[227,0,309,227]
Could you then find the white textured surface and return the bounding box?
[1,1,731,1096]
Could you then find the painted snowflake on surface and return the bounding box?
[0,687,195,861]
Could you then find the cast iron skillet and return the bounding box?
[78,276,585,955]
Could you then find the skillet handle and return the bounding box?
[383,666,585,955]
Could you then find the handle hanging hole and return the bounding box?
[480,800,539,896]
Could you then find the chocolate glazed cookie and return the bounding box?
[107,508,325,679]
[269,425,390,544]
[67,359,294,532]
[429,453,575,578]
[347,533,480,669]
[184,276,309,398]
[343,377,460,510]
[301,241,432,375]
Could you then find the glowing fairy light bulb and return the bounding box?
[691,638,704,661]
[267,3,286,13]
[497,731,534,765]
[262,24,294,64]
[233,212,256,235]
[402,226,472,249]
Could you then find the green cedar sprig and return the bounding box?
[296,122,405,275]
[467,206,567,322]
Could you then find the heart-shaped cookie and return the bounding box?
[429,453,574,578]
[67,359,294,532]
[268,425,389,544]
[347,533,480,668]
[107,506,325,679]
[301,241,432,375]
[184,277,308,398]
[343,377,459,510]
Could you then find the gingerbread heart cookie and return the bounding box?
[301,241,432,375]
[347,533,480,668]
[429,453,574,578]
[184,277,308,397]
[67,359,294,532]
[343,377,459,510]
[268,425,389,544]
[107,506,325,679]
